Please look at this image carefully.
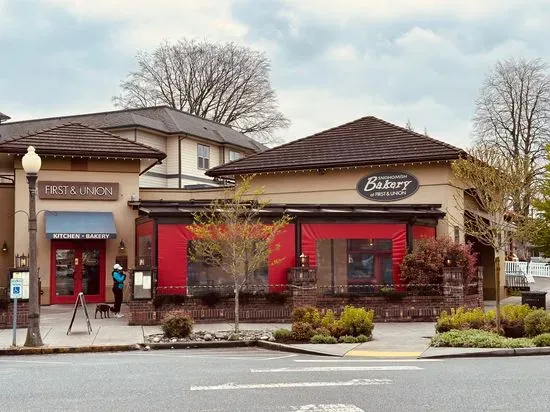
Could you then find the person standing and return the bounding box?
[111,263,126,318]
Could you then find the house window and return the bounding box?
[229,150,242,162]
[197,144,210,170]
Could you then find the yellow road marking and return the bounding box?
[345,350,422,358]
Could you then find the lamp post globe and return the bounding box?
[23,146,43,347]
[22,146,42,174]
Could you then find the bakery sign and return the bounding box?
[357,171,419,202]
[38,181,119,201]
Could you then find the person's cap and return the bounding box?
[113,264,123,270]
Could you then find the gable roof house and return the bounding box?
[0,106,265,188]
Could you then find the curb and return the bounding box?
[257,340,341,357]
[141,340,257,350]
[420,346,550,359]
[0,344,140,356]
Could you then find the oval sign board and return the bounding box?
[357,171,419,202]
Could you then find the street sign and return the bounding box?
[10,279,23,299]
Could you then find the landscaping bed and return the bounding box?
[430,304,550,349]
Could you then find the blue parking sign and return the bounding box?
[10,279,23,299]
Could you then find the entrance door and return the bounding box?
[51,241,105,304]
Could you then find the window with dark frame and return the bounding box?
[229,150,242,162]
[347,239,393,287]
[197,144,210,170]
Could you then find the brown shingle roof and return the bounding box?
[0,122,166,160]
[0,106,266,152]
[206,116,466,176]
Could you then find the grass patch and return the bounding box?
[431,329,534,349]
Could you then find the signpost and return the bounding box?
[10,278,23,346]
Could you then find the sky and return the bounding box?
[1,0,550,148]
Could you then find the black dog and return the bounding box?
[95,304,111,319]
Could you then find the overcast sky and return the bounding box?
[1,0,550,148]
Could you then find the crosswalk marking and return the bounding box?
[345,350,422,357]
[190,378,392,391]
[250,366,423,373]
[294,359,441,363]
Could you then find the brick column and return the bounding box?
[442,267,465,311]
[289,268,318,310]
[477,266,484,310]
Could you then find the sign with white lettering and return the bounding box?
[38,181,119,201]
[357,171,419,202]
[47,233,115,240]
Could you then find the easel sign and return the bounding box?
[67,292,93,335]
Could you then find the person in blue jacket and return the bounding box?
[111,263,126,318]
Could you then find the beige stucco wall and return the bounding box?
[13,157,140,304]
[0,185,15,289]
[242,163,466,241]
[139,186,227,201]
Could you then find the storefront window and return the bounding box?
[316,238,393,293]
[186,240,268,294]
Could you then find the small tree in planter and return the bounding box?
[187,175,292,333]
[401,237,478,294]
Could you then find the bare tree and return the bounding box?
[405,119,414,131]
[451,145,527,333]
[473,57,550,218]
[186,175,292,333]
[113,39,290,144]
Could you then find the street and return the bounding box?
[1,349,549,411]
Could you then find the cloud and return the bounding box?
[42,0,249,51]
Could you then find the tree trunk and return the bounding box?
[494,255,501,335]
[234,280,240,334]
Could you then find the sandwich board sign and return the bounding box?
[66,292,93,335]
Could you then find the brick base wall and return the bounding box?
[128,290,481,325]
[0,301,30,329]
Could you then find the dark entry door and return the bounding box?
[51,241,105,304]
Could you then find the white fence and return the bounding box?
[505,261,550,283]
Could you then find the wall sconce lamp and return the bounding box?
[20,253,28,268]
[299,253,309,267]
[119,240,126,252]
[1,241,8,253]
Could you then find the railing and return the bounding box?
[505,274,530,289]
[504,261,550,282]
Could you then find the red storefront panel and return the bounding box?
[301,223,406,285]
[157,223,295,294]
[413,225,436,240]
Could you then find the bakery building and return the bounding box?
[0,108,498,310]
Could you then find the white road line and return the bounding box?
[126,352,291,361]
[251,366,423,373]
[294,359,442,363]
[190,378,392,391]
[292,405,364,412]
[0,359,72,365]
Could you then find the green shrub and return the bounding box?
[532,333,550,347]
[321,309,337,329]
[338,335,359,343]
[272,328,293,342]
[310,334,338,344]
[435,307,487,333]
[485,304,534,338]
[291,306,321,327]
[431,329,533,348]
[356,334,371,343]
[524,310,550,337]
[337,305,375,337]
[292,321,315,341]
[161,311,194,338]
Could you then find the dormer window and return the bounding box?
[197,144,210,170]
[229,150,242,162]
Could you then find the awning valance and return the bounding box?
[45,211,117,240]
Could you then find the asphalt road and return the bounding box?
[1,348,549,412]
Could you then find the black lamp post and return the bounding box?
[22,146,43,347]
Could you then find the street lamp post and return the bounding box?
[22,146,43,347]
